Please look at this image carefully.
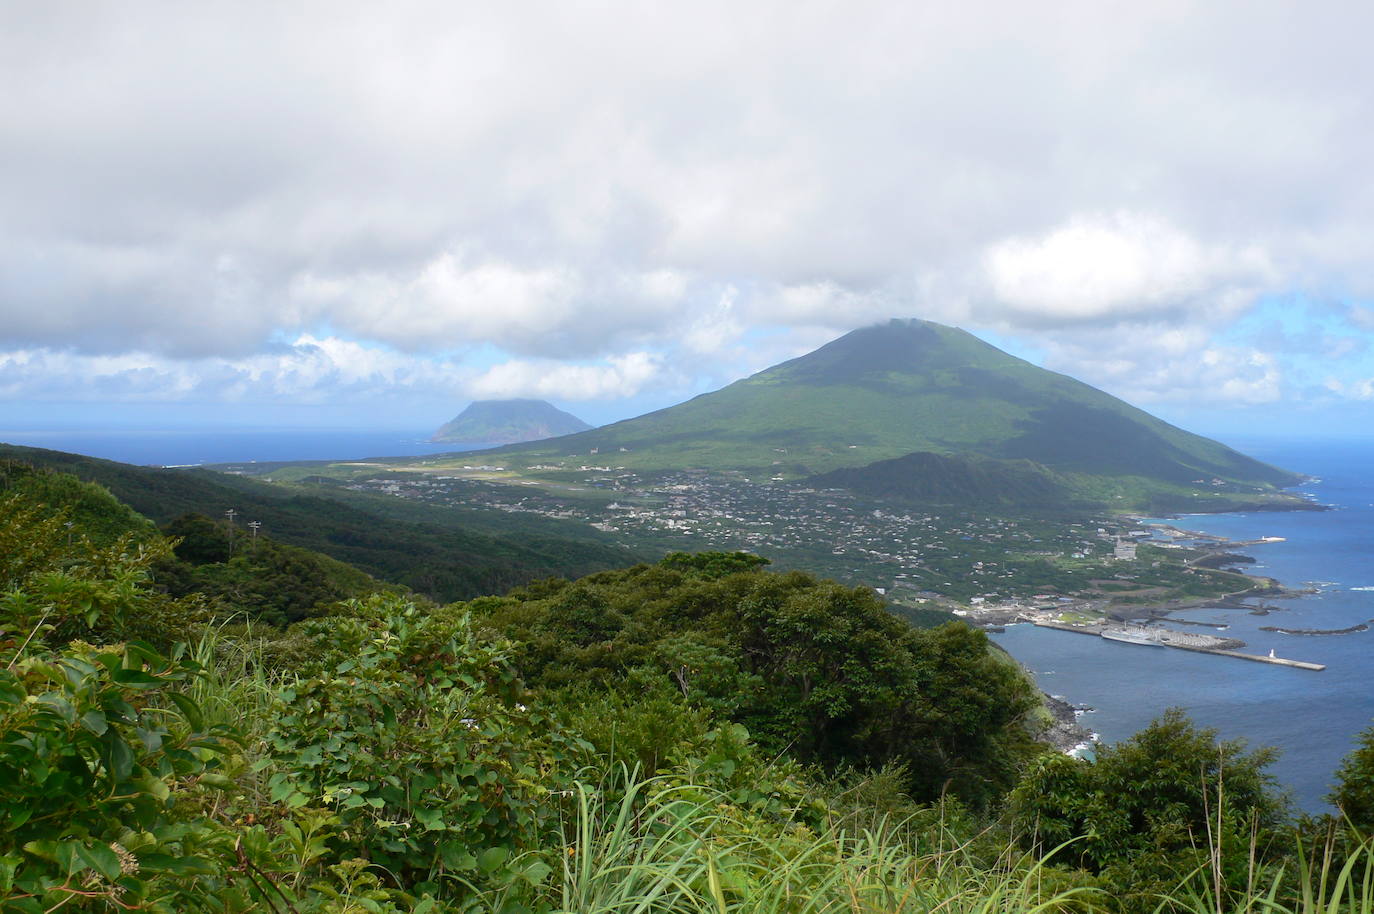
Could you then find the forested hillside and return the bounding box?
[0,444,641,602]
[5,462,1374,913]
[808,451,1071,508]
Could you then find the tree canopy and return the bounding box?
[474,553,1040,808]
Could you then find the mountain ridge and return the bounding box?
[0,442,640,601]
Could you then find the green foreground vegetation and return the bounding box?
[7,461,1374,913]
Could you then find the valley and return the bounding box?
[234,455,1277,630]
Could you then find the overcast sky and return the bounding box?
[3,1,1373,437]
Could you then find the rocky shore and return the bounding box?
[1261,621,1371,636]
[1040,692,1096,755]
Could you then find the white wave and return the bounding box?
[1068,734,1101,759]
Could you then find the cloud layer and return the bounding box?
[2,1,1373,417]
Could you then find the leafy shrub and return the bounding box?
[556,680,716,776]
[261,596,569,898]
[0,490,208,651]
[1010,709,1289,911]
[1332,721,1374,832]
[0,641,249,913]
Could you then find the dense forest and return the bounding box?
[4,460,1374,913]
[0,445,642,603]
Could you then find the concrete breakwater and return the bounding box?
[1032,620,1325,671]
[1172,645,1326,671]
[1033,620,1241,650]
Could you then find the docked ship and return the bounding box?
[1101,627,1164,647]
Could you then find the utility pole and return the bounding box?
[225,508,237,557]
[248,520,261,544]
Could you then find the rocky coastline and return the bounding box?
[995,510,1337,756]
[1040,692,1096,755]
[1261,621,1371,636]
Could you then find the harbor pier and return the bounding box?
[1032,620,1326,671]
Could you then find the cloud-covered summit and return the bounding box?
[3,1,1373,425]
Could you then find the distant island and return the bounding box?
[431,398,592,444]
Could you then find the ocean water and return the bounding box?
[0,428,493,467]
[993,437,1374,812]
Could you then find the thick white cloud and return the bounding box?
[468,352,665,400]
[982,213,1272,325]
[0,338,456,403]
[1032,324,1283,406]
[289,254,691,355]
[0,335,668,407]
[1,1,1373,413]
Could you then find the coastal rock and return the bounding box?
[1039,693,1095,755]
[1260,622,1371,636]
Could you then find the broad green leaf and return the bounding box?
[25,840,80,875]
[477,846,509,874]
[439,841,476,871]
[139,772,171,802]
[102,732,135,780]
[75,843,122,882]
[521,860,553,885]
[135,726,164,753]
[59,657,98,687]
[166,691,204,731]
[134,852,214,875]
[111,668,161,688]
[34,693,76,723]
[198,773,237,791]
[79,709,108,735]
[124,641,165,664]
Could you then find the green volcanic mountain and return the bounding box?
[432,398,591,444]
[492,319,1307,512]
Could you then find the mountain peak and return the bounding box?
[768,319,1002,384]
[431,399,592,445]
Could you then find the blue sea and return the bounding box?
[993,436,1374,812]
[0,428,493,467]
